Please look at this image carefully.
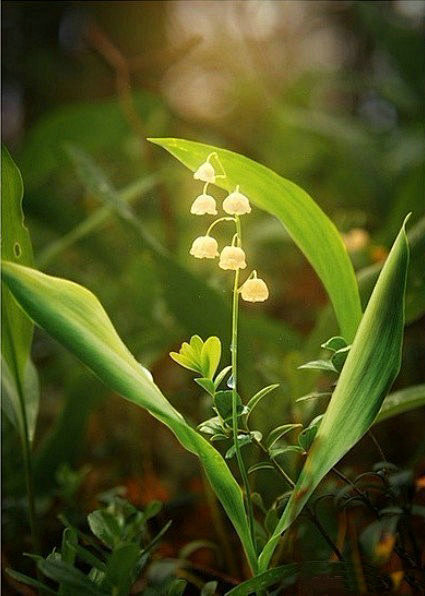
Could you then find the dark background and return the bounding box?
[2,0,425,590]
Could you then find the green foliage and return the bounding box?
[8,496,172,595]
[170,335,221,379]
[149,137,362,342]
[1,261,257,572]
[1,146,39,442]
[259,219,409,571]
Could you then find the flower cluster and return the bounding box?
[189,154,269,302]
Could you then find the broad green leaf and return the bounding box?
[1,145,38,442]
[200,336,221,379]
[1,262,257,573]
[149,138,362,342]
[374,384,425,424]
[169,351,201,374]
[195,377,216,397]
[214,390,242,421]
[88,510,122,549]
[259,220,409,571]
[102,543,141,596]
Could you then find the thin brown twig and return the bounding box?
[86,22,176,249]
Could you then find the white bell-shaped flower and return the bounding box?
[241,277,269,302]
[223,188,251,215]
[219,246,247,270]
[190,235,219,259]
[190,193,217,215]
[193,161,215,184]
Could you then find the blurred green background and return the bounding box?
[2,0,425,586]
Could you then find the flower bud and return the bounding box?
[190,193,217,215]
[190,235,219,259]
[223,188,251,215]
[193,161,215,183]
[240,278,269,302]
[219,246,247,270]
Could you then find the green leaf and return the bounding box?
[149,138,362,342]
[169,351,201,374]
[225,434,255,460]
[331,346,351,373]
[195,377,216,397]
[267,424,302,448]
[246,384,279,419]
[297,425,318,451]
[1,145,38,442]
[259,219,410,571]
[298,360,338,373]
[295,392,332,404]
[374,384,425,424]
[214,365,232,389]
[321,336,347,352]
[102,543,141,595]
[166,579,187,596]
[1,262,257,573]
[88,510,122,549]
[69,544,106,572]
[269,446,306,459]
[225,562,349,595]
[200,336,221,379]
[201,581,218,595]
[214,390,242,421]
[247,462,275,475]
[37,557,106,595]
[197,416,225,436]
[6,568,57,595]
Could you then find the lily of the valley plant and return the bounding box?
[2,138,414,587]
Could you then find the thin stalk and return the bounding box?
[10,352,42,574]
[231,216,256,553]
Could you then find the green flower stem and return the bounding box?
[206,216,235,236]
[231,216,256,553]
